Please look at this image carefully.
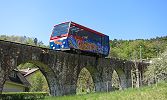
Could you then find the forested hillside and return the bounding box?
[109,36,167,60]
[0,35,48,48]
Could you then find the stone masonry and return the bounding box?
[0,40,148,96]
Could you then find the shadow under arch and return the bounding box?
[76,67,95,94]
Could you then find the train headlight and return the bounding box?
[63,42,66,44]
[61,45,64,48]
[51,44,53,47]
[53,47,55,49]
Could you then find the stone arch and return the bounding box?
[76,67,95,94]
[17,55,61,96]
[112,70,120,90]
[17,61,53,92]
[114,67,127,89]
[0,47,60,96]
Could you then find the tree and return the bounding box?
[109,36,167,60]
[17,63,49,92]
[30,71,44,92]
[0,35,48,47]
[76,68,94,94]
[144,49,167,84]
[18,63,36,69]
[112,70,120,90]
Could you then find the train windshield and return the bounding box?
[51,22,70,37]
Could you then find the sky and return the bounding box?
[0,0,167,45]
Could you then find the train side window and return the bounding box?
[69,26,78,36]
[102,36,109,46]
[78,30,88,38]
[89,32,101,43]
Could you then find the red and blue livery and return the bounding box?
[50,21,110,57]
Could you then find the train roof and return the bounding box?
[54,21,108,36]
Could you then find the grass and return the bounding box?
[45,82,167,100]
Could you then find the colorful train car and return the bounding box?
[50,21,110,57]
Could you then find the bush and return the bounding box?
[0,92,49,100]
[144,49,167,85]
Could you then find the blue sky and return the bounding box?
[0,0,167,45]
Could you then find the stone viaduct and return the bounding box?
[0,40,148,96]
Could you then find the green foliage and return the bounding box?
[112,70,120,90]
[27,70,49,92]
[0,35,49,48]
[109,36,167,60]
[30,72,44,92]
[1,92,49,100]
[44,82,167,100]
[18,63,49,92]
[76,68,94,94]
[144,49,167,84]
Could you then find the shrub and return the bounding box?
[0,92,49,100]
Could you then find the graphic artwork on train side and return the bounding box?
[50,21,110,57]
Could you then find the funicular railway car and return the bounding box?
[50,21,110,57]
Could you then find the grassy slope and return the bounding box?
[45,82,167,100]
